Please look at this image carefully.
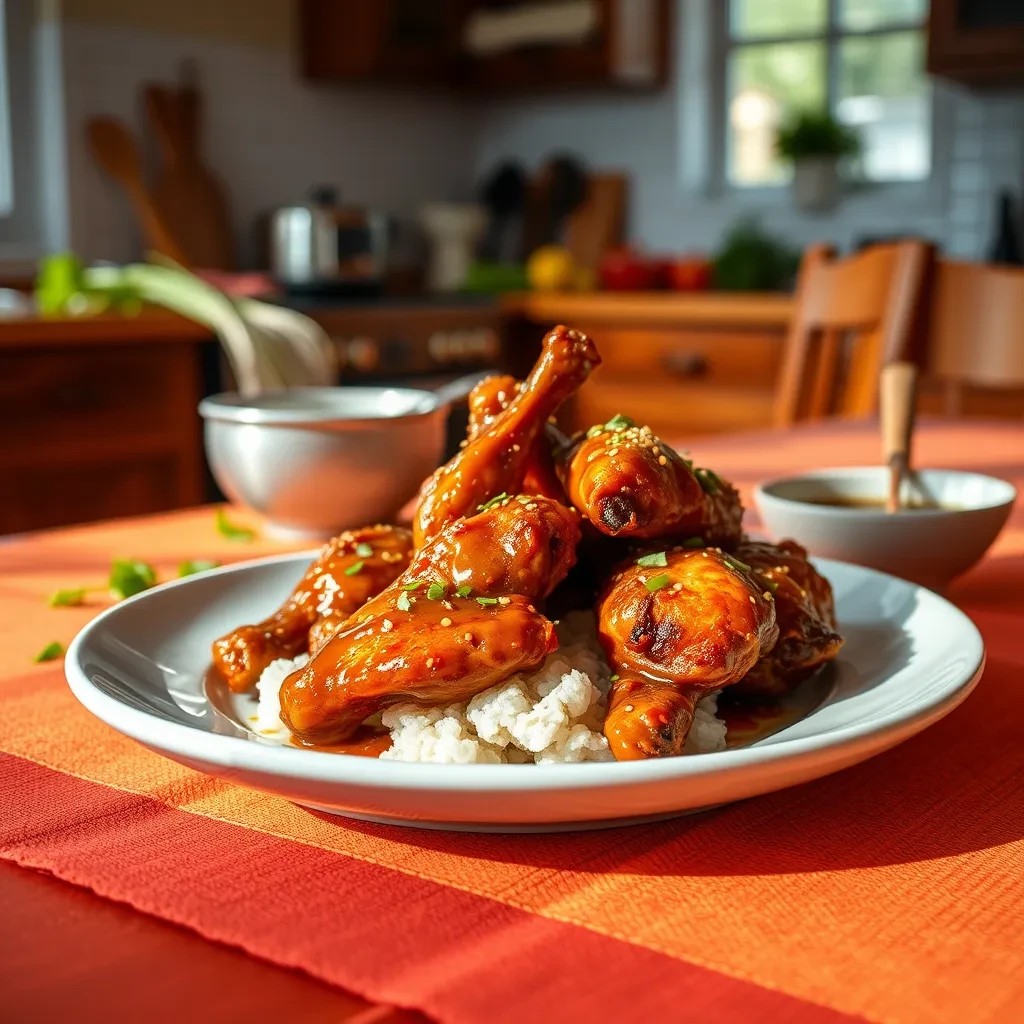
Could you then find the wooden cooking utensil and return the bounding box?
[564,172,627,272]
[880,360,919,513]
[145,80,234,270]
[85,116,187,263]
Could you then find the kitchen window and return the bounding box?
[721,0,931,189]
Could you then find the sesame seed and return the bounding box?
[381,618,393,632]
[672,582,683,591]
[526,502,538,510]
[440,616,452,627]
[658,455,668,465]
[763,591,773,600]
[426,657,434,668]
[463,632,473,642]
[749,595,756,604]
[498,596,511,605]
[608,448,619,457]
[512,443,521,452]
[527,604,536,613]
[625,704,635,713]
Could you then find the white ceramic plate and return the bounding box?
[65,553,985,832]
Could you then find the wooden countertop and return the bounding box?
[502,290,795,327]
[0,309,210,349]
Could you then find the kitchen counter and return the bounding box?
[0,308,210,348]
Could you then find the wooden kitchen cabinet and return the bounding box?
[0,314,210,535]
[299,0,669,93]
[503,292,793,438]
[927,0,1024,85]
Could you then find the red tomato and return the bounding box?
[599,249,660,291]
[667,257,713,291]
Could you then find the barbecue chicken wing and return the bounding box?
[413,325,599,546]
[212,525,413,693]
[278,495,578,745]
[731,540,843,697]
[279,591,556,746]
[466,374,566,502]
[559,418,743,547]
[598,547,778,760]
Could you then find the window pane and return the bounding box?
[839,0,926,31]
[836,31,930,181]
[730,0,826,39]
[728,42,826,186]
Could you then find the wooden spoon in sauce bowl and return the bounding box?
[880,361,919,513]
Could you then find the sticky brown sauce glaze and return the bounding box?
[717,665,834,747]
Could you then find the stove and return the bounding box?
[273,293,505,384]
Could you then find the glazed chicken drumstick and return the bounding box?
[559,417,743,548]
[466,374,566,502]
[280,495,580,746]
[413,325,599,546]
[598,547,778,760]
[212,524,413,693]
[731,540,843,698]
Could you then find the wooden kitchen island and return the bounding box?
[502,291,795,436]
[0,312,212,535]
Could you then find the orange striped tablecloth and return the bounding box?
[2,418,1023,1024]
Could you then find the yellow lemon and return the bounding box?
[527,245,576,292]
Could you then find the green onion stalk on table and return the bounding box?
[35,253,337,395]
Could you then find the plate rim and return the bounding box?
[64,552,987,793]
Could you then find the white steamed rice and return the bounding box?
[252,611,727,763]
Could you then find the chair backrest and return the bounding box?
[773,241,930,427]
[925,260,1024,390]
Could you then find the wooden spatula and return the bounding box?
[145,80,234,270]
[880,361,919,513]
[85,116,187,263]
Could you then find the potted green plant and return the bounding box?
[776,110,861,213]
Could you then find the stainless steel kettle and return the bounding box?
[270,186,389,294]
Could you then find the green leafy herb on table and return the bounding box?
[109,559,158,600]
[34,641,65,663]
[215,508,256,543]
[49,588,89,608]
[178,559,220,578]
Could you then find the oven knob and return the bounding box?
[346,336,379,372]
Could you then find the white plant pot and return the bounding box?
[792,157,842,213]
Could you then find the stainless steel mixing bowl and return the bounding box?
[199,382,476,539]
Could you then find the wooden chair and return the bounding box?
[773,241,930,426]
[924,260,1024,415]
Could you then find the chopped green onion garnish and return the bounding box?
[455,584,473,598]
[477,492,510,512]
[476,596,499,606]
[34,641,65,663]
[682,537,704,548]
[586,424,604,439]
[109,559,157,600]
[609,673,620,682]
[426,582,446,600]
[396,591,412,612]
[763,577,779,595]
[644,573,671,593]
[695,468,722,495]
[604,413,634,430]
[355,542,374,558]
[49,588,87,607]
[178,559,219,578]
[402,580,424,592]
[343,561,364,577]
[635,551,667,568]
[724,556,752,573]
[215,508,255,542]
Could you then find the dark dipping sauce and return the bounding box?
[798,495,952,511]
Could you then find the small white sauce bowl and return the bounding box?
[754,467,1017,590]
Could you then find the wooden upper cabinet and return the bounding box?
[928,0,1024,85]
[298,0,669,93]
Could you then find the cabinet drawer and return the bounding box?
[584,328,784,388]
[570,379,775,439]
[0,345,193,447]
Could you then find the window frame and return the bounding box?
[711,0,934,196]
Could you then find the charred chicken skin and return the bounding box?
[598,547,778,760]
[559,418,744,547]
[279,496,575,745]
[211,524,413,693]
[413,325,599,547]
[731,540,843,697]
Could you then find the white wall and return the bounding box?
[60,22,478,266]
[470,0,1024,260]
